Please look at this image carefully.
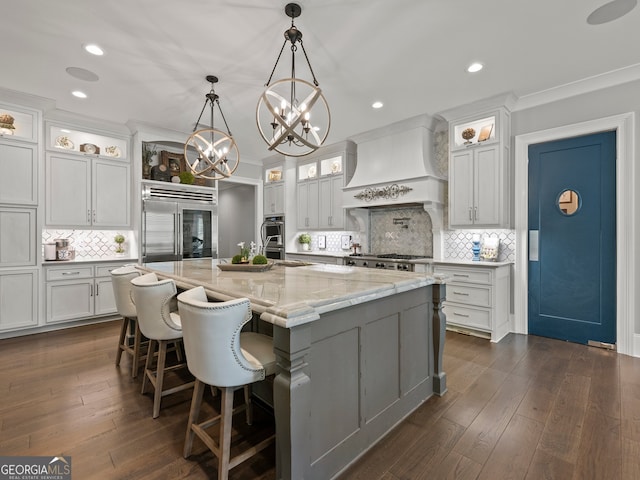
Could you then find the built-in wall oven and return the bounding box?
[142,183,217,262]
[261,215,285,260]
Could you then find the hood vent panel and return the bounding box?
[343,115,446,210]
[143,183,216,204]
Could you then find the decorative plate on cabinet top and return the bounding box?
[104,145,122,157]
[55,135,74,150]
[308,165,316,178]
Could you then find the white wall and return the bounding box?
[218,183,257,258]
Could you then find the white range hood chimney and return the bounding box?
[343,113,446,223]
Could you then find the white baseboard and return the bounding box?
[633,333,640,358]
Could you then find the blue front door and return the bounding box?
[528,131,616,345]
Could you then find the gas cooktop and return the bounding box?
[376,253,431,260]
[349,253,432,260]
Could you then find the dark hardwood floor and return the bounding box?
[1,320,639,479]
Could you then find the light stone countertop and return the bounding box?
[433,259,514,267]
[139,259,441,329]
[286,250,352,258]
[42,256,139,266]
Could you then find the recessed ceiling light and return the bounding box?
[587,0,637,25]
[372,101,384,109]
[84,44,104,56]
[467,62,484,73]
[72,90,88,99]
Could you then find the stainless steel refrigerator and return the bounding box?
[141,184,217,263]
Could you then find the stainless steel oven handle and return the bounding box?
[176,213,182,256]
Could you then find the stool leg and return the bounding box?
[175,340,184,362]
[115,317,128,366]
[218,387,234,480]
[244,385,253,425]
[152,340,168,419]
[184,379,205,458]
[131,321,143,378]
[142,339,156,395]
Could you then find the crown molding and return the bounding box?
[514,62,640,112]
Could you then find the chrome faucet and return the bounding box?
[260,235,281,255]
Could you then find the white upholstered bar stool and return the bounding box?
[111,265,146,378]
[177,286,276,480]
[130,272,195,418]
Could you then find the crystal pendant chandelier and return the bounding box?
[184,75,240,180]
[256,3,330,157]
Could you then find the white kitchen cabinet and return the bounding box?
[0,141,38,205]
[297,179,319,229]
[0,102,39,206]
[45,122,130,228]
[447,108,510,228]
[433,262,510,342]
[46,153,130,227]
[0,207,37,267]
[263,156,286,216]
[295,141,355,231]
[264,182,285,215]
[45,262,125,324]
[94,265,119,315]
[286,253,343,265]
[0,268,39,332]
[318,174,344,229]
[450,145,502,226]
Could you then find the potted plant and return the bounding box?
[142,143,156,179]
[298,233,311,251]
[114,234,125,254]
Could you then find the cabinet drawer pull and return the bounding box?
[453,291,469,296]
[453,274,469,277]
[453,312,470,317]
[62,271,80,276]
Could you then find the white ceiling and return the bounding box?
[2,0,639,162]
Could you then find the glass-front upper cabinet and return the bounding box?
[0,104,38,143]
[47,124,128,161]
[265,164,283,183]
[297,155,342,181]
[451,114,497,150]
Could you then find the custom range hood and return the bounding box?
[343,114,447,232]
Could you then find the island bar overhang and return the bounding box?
[138,260,447,480]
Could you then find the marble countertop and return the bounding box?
[433,260,513,267]
[139,259,440,329]
[42,256,139,266]
[286,250,351,258]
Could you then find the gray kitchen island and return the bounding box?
[139,259,447,480]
